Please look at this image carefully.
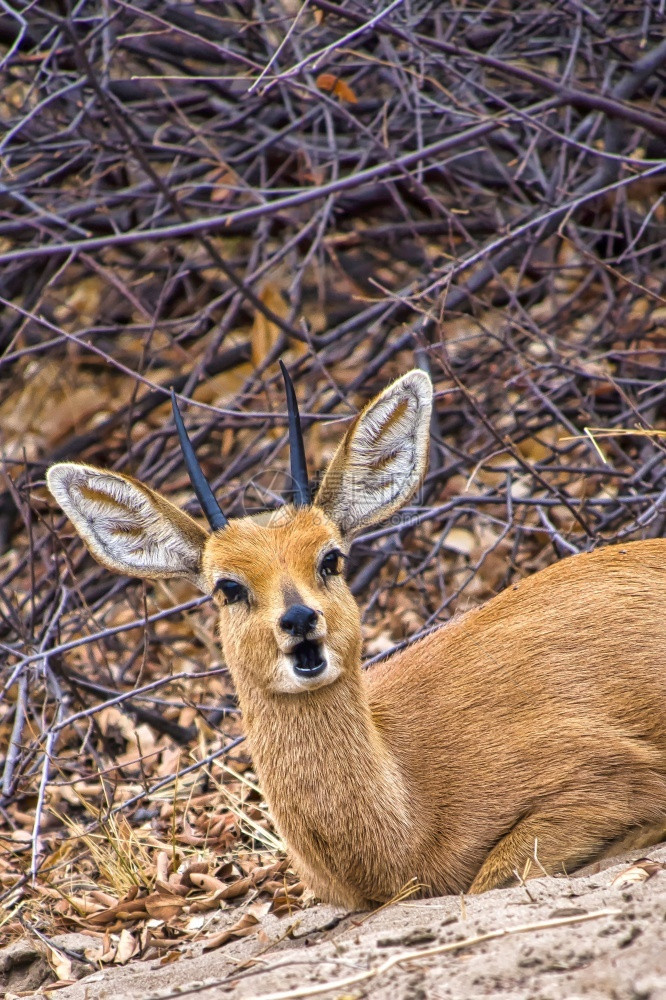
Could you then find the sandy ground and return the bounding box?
[7,844,666,1000]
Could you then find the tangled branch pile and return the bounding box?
[1,0,666,980]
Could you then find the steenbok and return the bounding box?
[47,365,666,907]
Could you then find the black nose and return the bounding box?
[280,604,318,637]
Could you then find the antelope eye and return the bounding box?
[320,549,344,578]
[214,579,248,605]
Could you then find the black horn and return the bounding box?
[279,360,310,507]
[171,390,228,531]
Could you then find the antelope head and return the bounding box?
[47,367,432,701]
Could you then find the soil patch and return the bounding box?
[35,844,666,1000]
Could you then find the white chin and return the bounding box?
[271,646,342,694]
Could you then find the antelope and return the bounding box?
[47,366,666,908]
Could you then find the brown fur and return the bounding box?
[46,371,666,908]
[206,518,666,906]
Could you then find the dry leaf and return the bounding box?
[90,890,120,908]
[206,165,237,203]
[46,945,73,982]
[158,878,189,898]
[187,872,230,893]
[202,912,260,951]
[214,861,236,877]
[158,950,183,966]
[156,851,170,883]
[251,282,286,368]
[115,928,139,964]
[611,859,664,889]
[179,861,212,887]
[251,861,286,885]
[67,895,107,915]
[443,528,475,556]
[219,875,254,899]
[144,893,186,921]
[88,898,147,925]
[315,73,357,103]
[64,275,104,322]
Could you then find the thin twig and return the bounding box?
[244,909,621,1000]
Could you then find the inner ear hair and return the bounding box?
[315,369,432,537]
[47,463,208,589]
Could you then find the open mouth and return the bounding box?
[291,639,326,677]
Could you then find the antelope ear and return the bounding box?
[47,463,209,590]
[315,370,432,537]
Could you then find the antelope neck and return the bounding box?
[239,667,416,904]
